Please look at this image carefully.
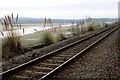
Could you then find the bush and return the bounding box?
[87,23,96,31]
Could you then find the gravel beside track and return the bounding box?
[47,28,120,79]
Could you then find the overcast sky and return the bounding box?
[0,0,119,19]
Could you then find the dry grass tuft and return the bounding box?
[0,13,23,53]
[53,31,66,43]
[87,23,96,31]
[40,31,54,44]
[69,21,81,36]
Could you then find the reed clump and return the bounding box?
[69,21,81,36]
[40,31,54,44]
[53,31,66,43]
[0,13,23,53]
[87,23,96,31]
[40,30,66,44]
[87,17,96,31]
[40,23,66,44]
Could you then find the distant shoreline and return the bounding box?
[0,18,117,24]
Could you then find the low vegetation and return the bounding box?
[0,14,110,57]
[43,17,53,28]
[87,23,96,31]
[86,17,96,31]
[0,13,23,54]
[69,21,81,36]
[40,31,53,44]
[52,31,66,43]
[40,24,66,44]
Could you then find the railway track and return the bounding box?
[0,25,118,80]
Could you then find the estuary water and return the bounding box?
[0,24,74,38]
